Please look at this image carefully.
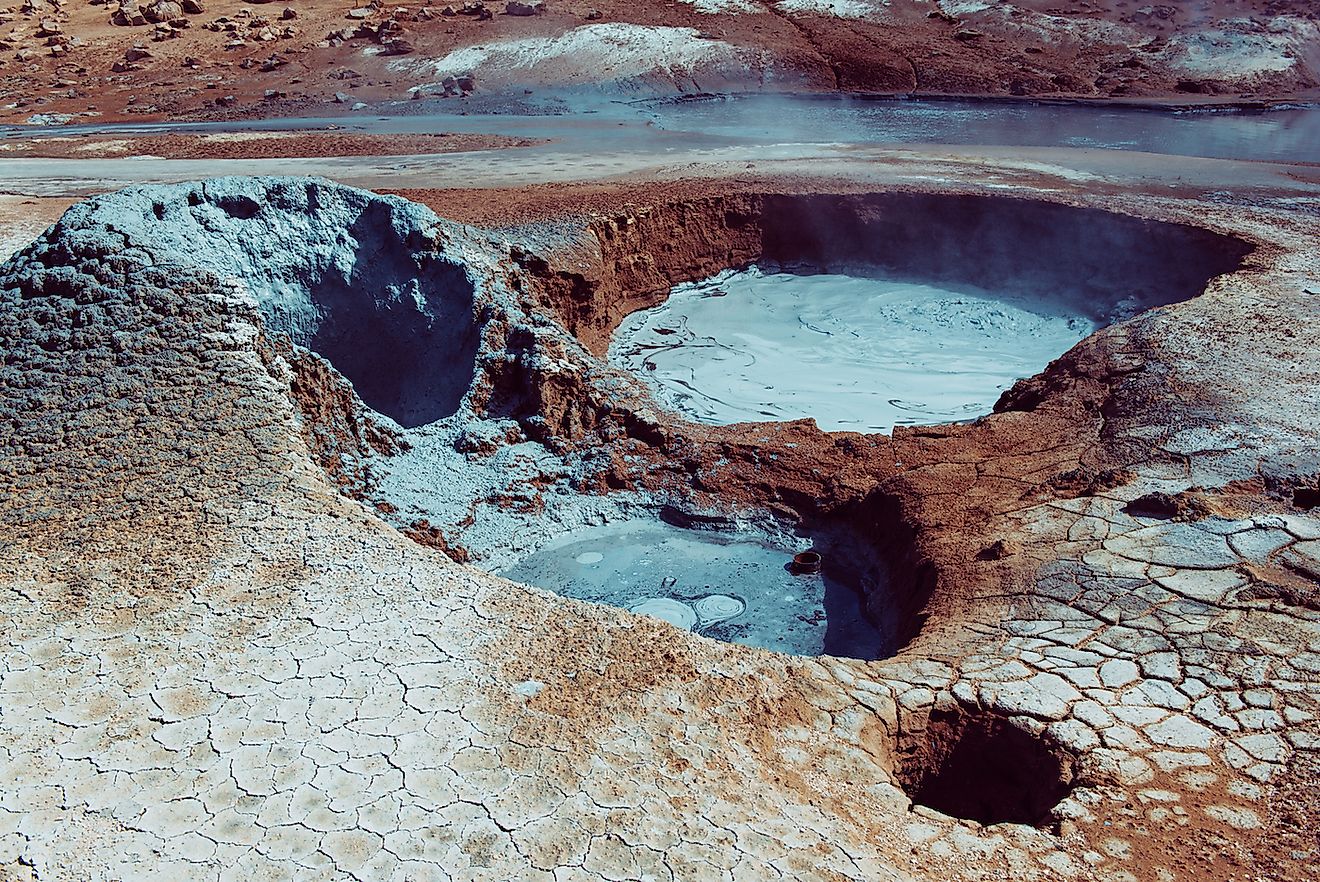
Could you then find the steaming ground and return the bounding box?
[611,267,1096,433]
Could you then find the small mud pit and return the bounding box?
[611,267,1095,432]
[498,519,885,658]
[896,706,1076,828]
[563,193,1251,435]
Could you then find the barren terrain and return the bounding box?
[0,144,1317,879]
[0,3,1318,882]
[2,0,1319,128]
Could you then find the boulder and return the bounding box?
[112,1,148,26]
[181,0,203,11]
[505,0,543,14]
[143,0,183,22]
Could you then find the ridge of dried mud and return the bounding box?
[0,173,1317,882]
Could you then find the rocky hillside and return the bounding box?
[2,0,1317,125]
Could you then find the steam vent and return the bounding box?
[2,4,1320,877]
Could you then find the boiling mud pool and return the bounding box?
[499,520,883,658]
[610,267,1097,433]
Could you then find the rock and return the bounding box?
[379,39,414,56]
[658,505,736,531]
[1124,490,1209,520]
[1124,491,1180,519]
[111,1,148,26]
[505,0,542,15]
[346,6,371,18]
[584,7,600,18]
[143,0,183,23]
[124,44,152,61]
[214,94,236,106]
[455,73,475,92]
[280,6,296,19]
[181,0,203,11]
[977,538,1020,560]
[333,91,351,103]
[36,19,62,36]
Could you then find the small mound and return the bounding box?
[60,178,483,428]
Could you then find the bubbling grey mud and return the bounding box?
[606,190,1253,435]
[611,267,1098,433]
[499,519,886,658]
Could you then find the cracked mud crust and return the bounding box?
[0,170,1317,882]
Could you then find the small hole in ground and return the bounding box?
[1293,487,1320,509]
[216,194,261,220]
[895,706,1075,827]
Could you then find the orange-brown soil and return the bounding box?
[0,129,541,157]
[2,0,1316,126]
